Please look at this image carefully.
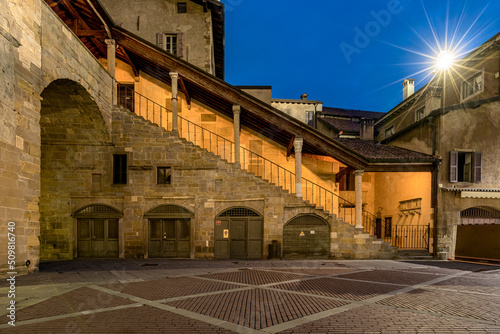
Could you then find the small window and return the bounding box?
[157,167,172,184]
[305,111,314,126]
[450,151,482,183]
[177,2,187,13]
[165,34,177,55]
[385,126,395,139]
[415,107,425,121]
[156,33,183,57]
[461,72,483,100]
[113,154,127,184]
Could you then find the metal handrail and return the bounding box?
[117,84,378,230]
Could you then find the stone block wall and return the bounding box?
[41,105,396,260]
[1,0,115,274]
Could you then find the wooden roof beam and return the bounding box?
[178,77,191,107]
[60,0,107,56]
[287,135,295,157]
[119,46,139,78]
[75,29,106,38]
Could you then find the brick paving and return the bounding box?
[105,276,241,301]
[377,288,500,322]
[279,304,500,334]
[166,288,348,330]
[198,269,309,285]
[272,277,404,301]
[1,259,499,333]
[0,286,135,324]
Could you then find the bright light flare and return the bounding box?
[435,50,455,70]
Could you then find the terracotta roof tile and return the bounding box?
[318,118,360,133]
[322,107,385,119]
[336,138,435,161]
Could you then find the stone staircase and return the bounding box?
[113,105,396,259]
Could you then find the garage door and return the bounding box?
[283,215,330,259]
[456,206,500,262]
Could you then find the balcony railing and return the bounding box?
[117,84,379,231]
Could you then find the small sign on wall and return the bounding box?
[216,220,221,225]
[223,229,229,238]
[299,231,305,237]
[310,230,315,234]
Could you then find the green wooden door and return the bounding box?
[148,219,190,258]
[77,219,119,258]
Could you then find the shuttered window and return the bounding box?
[450,151,482,183]
[156,33,183,58]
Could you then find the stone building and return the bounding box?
[374,33,500,261]
[1,0,440,275]
[99,0,224,79]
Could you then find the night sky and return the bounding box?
[221,0,500,112]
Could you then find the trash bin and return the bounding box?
[268,240,281,259]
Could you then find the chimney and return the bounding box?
[300,93,308,100]
[403,79,415,100]
[360,118,375,140]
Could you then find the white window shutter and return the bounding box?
[176,33,183,58]
[450,151,458,182]
[156,32,164,50]
[473,152,482,183]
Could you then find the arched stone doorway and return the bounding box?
[456,206,500,261]
[73,204,123,258]
[40,79,110,260]
[283,215,330,259]
[214,207,263,260]
[145,205,194,258]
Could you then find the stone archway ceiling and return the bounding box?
[45,0,438,172]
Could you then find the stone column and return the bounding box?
[233,105,241,165]
[169,72,179,133]
[355,170,364,228]
[105,39,117,105]
[294,137,304,198]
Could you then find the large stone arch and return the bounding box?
[40,79,112,260]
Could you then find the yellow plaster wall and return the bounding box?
[114,61,342,214]
[374,172,432,227]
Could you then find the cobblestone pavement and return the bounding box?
[1,259,499,333]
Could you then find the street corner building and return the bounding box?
[1,0,499,275]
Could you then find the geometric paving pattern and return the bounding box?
[273,277,404,301]
[279,304,500,334]
[2,260,500,334]
[0,286,135,324]
[1,305,238,334]
[376,288,500,322]
[166,288,349,330]
[333,269,444,285]
[430,275,500,295]
[104,276,241,300]
[197,270,309,285]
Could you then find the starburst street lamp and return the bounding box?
[435,50,456,71]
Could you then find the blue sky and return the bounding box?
[221,0,500,112]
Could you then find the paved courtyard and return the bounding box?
[1,259,499,333]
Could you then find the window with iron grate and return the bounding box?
[218,208,260,217]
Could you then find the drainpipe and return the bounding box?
[428,112,439,258]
